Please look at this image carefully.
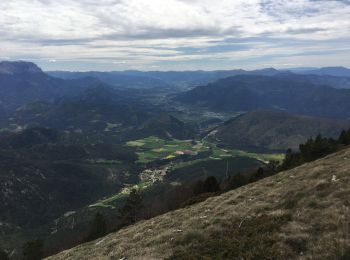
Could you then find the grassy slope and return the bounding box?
[48,147,350,260]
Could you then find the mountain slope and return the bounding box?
[48,71,172,89]
[209,110,350,152]
[48,147,350,260]
[7,87,195,143]
[277,73,350,89]
[174,75,350,119]
[0,61,101,109]
[0,127,140,228]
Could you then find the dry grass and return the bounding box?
[47,147,350,260]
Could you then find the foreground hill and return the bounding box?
[174,75,350,119]
[209,110,350,152]
[49,147,350,259]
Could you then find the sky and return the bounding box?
[0,0,350,71]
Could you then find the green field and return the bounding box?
[126,136,284,164]
[89,180,156,209]
[209,145,284,163]
[87,137,284,209]
[126,136,210,163]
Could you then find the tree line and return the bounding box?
[280,128,350,171]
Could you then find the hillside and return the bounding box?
[174,75,350,119]
[278,73,350,89]
[48,147,350,259]
[0,61,102,110]
[48,71,172,89]
[5,87,195,143]
[0,128,140,229]
[209,110,350,152]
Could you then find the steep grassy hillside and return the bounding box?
[48,147,350,259]
[210,110,350,152]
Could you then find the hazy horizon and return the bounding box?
[1,0,350,71]
[1,59,349,73]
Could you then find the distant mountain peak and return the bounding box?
[256,67,278,72]
[0,61,43,75]
[321,66,348,69]
[293,66,350,77]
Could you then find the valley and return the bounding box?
[2,1,350,259]
[48,144,350,260]
[0,61,350,259]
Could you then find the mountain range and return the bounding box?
[294,66,350,77]
[175,75,350,119]
[48,66,350,89]
[1,61,350,259]
[0,61,105,110]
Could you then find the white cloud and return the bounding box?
[0,0,349,70]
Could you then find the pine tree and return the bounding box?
[193,180,204,195]
[0,249,9,260]
[256,167,264,178]
[228,172,247,189]
[119,189,143,227]
[22,239,43,260]
[203,176,220,193]
[339,129,350,145]
[85,213,107,242]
